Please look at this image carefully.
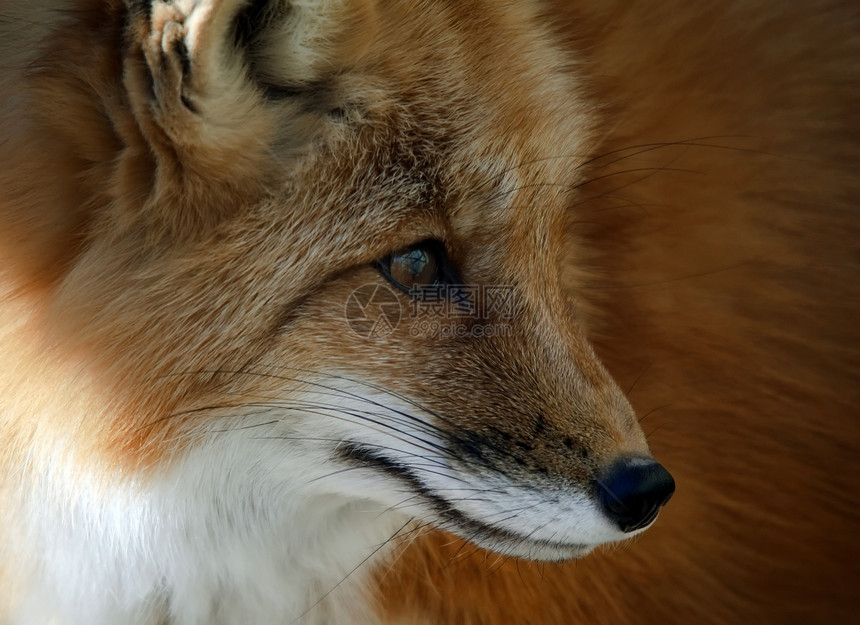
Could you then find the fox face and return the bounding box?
[1,0,674,622]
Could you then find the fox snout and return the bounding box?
[299,249,677,560]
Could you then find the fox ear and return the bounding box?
[122,0,376,210]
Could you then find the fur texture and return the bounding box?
[1,1,858,624]
[1,1,649,622]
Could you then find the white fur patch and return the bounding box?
[9,371,637,624]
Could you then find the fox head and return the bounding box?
[6,0,673,575]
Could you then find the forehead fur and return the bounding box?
[42,1,591,334]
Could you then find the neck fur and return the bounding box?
[14,433,406,625]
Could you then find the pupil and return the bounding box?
[390,246,436,287]
[402,249,428,279]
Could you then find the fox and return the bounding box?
[1,0,858,624]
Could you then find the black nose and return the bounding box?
[596,457,675,533]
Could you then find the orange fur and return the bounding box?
[0,0,857,623]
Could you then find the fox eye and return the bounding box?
[376,240,449,292]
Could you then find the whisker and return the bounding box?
[214,367,460,443]
[626,361,655,397]
[482,165,702,207]
[253,401,459,466]
[154,367,525,474]
[638,403,674,424]
[273,366,461,432]
[151,395,458,468]
[480,501,543,524]
[448,533,484,567]
[372,521,433,588]
[175,382,453,449]
[292,517,416,624]
[463,135,758,205]
[486,553,512,577]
